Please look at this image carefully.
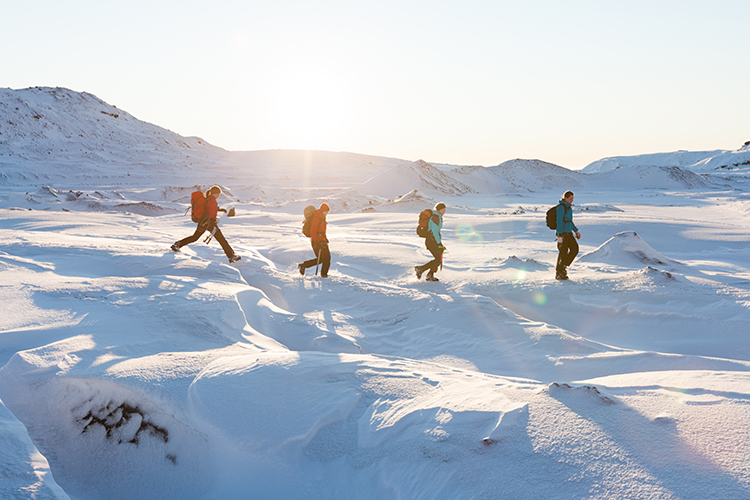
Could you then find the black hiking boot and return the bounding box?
[228,254,242,263]
[425,272,439,282]
[555,265,569,280]
[298,263,305,276]
[414,266,424,279]
[171,243,180,252]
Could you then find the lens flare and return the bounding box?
[514,270,527,282]
[456,223,483,243]
[532,292,547,305]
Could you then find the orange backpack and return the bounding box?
[190,191,208,223]
[416,209,433,237]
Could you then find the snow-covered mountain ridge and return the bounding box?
[0,87,221,177]
[1,87,736,203]
[583,144,750,175]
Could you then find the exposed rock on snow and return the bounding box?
[631,266,678,283]
[495,256,550,270]
[0,370,213,500]
[579,231,679,267]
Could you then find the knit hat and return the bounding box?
[319,202,330,212]
[434,202,446,211]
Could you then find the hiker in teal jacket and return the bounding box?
[555,191,581,280]
[415,202,446,282]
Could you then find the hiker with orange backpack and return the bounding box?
[415,202,446,282]
[171,185,241,263]
[298,203,331,278]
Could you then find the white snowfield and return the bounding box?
[1,87,749,499]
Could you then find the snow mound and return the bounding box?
[578,231,679,267]
[369,189,438,212]
[0,363,213,500]
[188,351,529,498]
[0,399,70,499]
[495,256,550,270]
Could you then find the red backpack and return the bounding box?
[190,191,208,223]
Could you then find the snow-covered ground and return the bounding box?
[1,87,749,499]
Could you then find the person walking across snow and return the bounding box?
[415,202,446,282]
[171,185,241,263]
[555,190,580,280]
[299,203,331,278]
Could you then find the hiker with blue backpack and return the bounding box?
[414,202,446,282]
[549,190,580,280]
[171,185,241,263]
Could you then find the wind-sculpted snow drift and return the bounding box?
[579,231,680,267]
[1,87,750,499]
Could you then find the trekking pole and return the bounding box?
[204,228,216,244]
[315,246,321,276]
[204,216,219,244]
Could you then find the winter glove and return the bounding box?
[556,236,563,244]
[575,231,581,239]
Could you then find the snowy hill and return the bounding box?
[492,159,584,191]
[583,144,750,175]
[0,87,223,185]
[586,164,716,190]
[357,159,477,199]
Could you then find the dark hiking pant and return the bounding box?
[417,237,443,275]
[301,241,330,277]
[556,232,579,271]
[176,223,235,258]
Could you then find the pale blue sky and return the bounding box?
[3,0,748,167]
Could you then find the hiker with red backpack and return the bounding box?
[298,203,331,278]
[415,202,446,282]
[171,185,241,263]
